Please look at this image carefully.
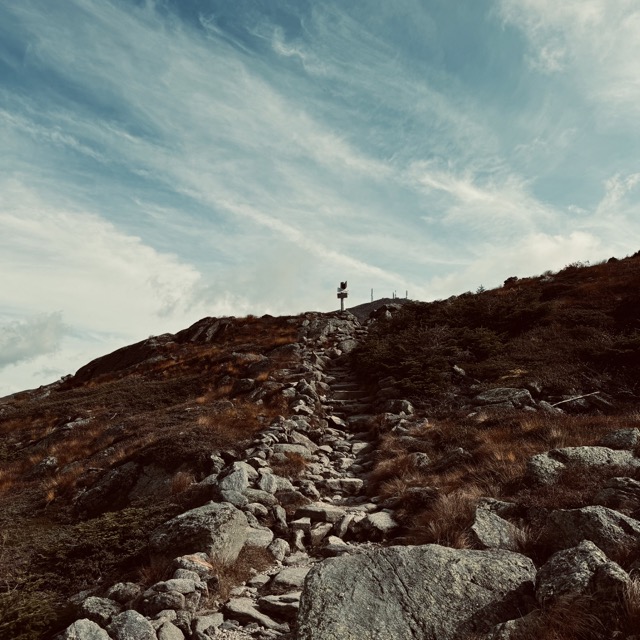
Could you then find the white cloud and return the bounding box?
[424,230,605,298]
[0,312,65,369]
[498,0,640,120]
[410,162,555,233]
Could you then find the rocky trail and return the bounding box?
[56,311,640,640]
[59,313,406,640]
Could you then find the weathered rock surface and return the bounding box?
[150,502,248,561]
[107,610,156,640]
[58,619,111,640]
[541,505,640,556]
[297,544,536,640]
[536,540,629,606]
[470,508,521,552]
[526,446,640,485]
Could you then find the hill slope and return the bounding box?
[2,255,640,640]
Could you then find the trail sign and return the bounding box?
[337,281,348,311]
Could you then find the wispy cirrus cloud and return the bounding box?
[2,0,640,395]
[498,0,640,121]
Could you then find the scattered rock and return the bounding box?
[107,610,156,640]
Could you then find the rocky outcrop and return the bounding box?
[149,503,248,562]
[297,545,536,640]
[540,505,640,556]
[526,446,640,485]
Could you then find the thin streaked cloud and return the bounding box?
[1,0,639,394]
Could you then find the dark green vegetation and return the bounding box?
[354,254,640,410]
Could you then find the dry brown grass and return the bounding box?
[408,486,483,547]
[270,451,308,478]
[625,577,640,631]
[136,555,174,587]
[205,546,274,603]
[524,595,606,640]
[170,471,196,495]
[367,411,640,550]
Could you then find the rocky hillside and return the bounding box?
[1,257,640,639]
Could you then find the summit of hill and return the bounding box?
[2,253,640,640]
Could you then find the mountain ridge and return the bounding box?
[2,255,640,639]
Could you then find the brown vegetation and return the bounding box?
[0,313,300,640]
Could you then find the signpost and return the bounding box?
[337,281,348,312]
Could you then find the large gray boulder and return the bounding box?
[536,540,630,606]
[526,446,640,485]
[594,476,640,513]
[597,428,640,450]
[77,596,122,626]
[541,505,640,556]
[150,502,248,562]
[297,544,536,640]
[107,610,156,640]
[58,619,110,640]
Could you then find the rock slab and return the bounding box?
[297,544,536,640]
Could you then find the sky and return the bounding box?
[2,0,640,396]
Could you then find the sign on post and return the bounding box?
[337,281,348,312]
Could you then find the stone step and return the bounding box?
[330,390,370,401]
[346,414,377,428]
[330,382,361,391]
[331,403,374,416]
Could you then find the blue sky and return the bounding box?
[2,0,640,395]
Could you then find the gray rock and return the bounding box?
[157,621,185,640]
[268,538,291,561]
[594,476,640,512]
[470,508,521,552]
[536,540,629,606]
[297,545,536,640]
[75,462,140,516]
[153,578,202,594]
[271,566,311,591]
[58,619,111,640]
[244,488,279,506]
[219,489,248,507]
[295,502,346,524]
[359,511,398,541]
[526,446,640,485]
[309,522,333,546]
[106,583,143,606]
[191,613,223,636]
[598,428,640,450]
[473,388,533,408]
[140,591,186,616]
[337,339,357,353]
[323,478,363,495]
[224,598,289,632]
[258,592,301,621]
[171,554,217,582]
[408,452,431,470]
[290,430,319,453]
[541,505,640,556]
[78,596,122,626]
[245,526,275,548]
[150,502,248,562]
[217,467,250,494]
[107,610,156,640]
[272,443,313,460]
